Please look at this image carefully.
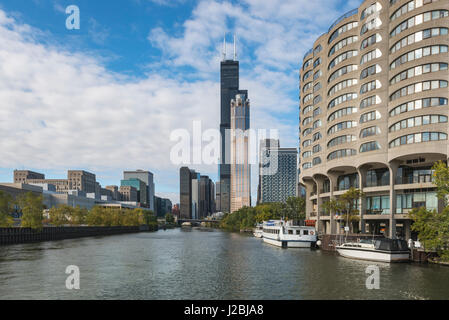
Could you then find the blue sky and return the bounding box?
[0,0,362,204]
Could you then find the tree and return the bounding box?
[409,207,449,261]
[0,191,14,227]
[339,187,364,233]
[322,199,344,216]
[285,196,306,222]
[18,192,44,230]
[165,213,175,224]
[432,160,449,205]
[72,206,88,225]
[48,205,71,226]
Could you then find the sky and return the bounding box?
[0,0,362,205]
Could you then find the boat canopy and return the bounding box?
[374,239,409,251]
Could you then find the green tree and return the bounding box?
[165,213,175,224]
[48,205,71,226]
[285,196,306,222]
[0,191,14,227]
[409,207,449,261]
[339,187,364,233]
[432,160,449,205]
[18,192,44,230]
[72,206,88,225]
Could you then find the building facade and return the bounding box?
[13,170,45,183]
[299,0,449,239]
[230,93,251,212]
[258,139,298,204]
[123,170,155,210]
[119,185,138,202]
[121,178,148,207]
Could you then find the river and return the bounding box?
[0,228,448,300]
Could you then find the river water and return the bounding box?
[0,228,448,300]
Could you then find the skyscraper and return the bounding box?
[230,93,251,212]
[123,170,155,210]
[219,36,248,213]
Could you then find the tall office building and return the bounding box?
[258,139,297,204]
[123,170,155,210]
[191,172,200,219]
[121,178,148,206]
[180,167,193,219]
[219,37,248,213]
[299,0,449,238]
[230,93,251,212]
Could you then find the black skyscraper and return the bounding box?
[219,57,247,213]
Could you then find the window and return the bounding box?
[329,22,358,43]
[360,64,381,79]
[313,120,322,129]
[303,116,313,126]
[313,70,322,80]
[390,63,448,85]
[360,141,381,153]
[391,0,442,21]
[361,33,382,50]
[389,132,448,148]
[314,45,322,55]
[313,132,322,142]
[303,105,313,114]
[313,144,322,154]
[390,45,448,70]
[303,128,312,136]
[327,135,356,148]
[360,80,381,94]
[390,80,448,101]
[329,50,358,70]
[302,162,312,169]
[328,121,357,135]
[360,110,380,123]
[328,65,358,83]
[390,97,448,117]
[328,107,357,122]
[313,57,322,68]
[361,49,382,65]
[313,82,322,93]
[303,59,312,70]
[303,139,312,147]
[303,70,312,81]
[390,10,448,38]
[313,95,322,104]
[303,93,313,104]
[360,126,381,138]
[328,79,358,96]
[361,2,381,20]
[390,28,448,54]
[303,82,313,92]
[360,95,380,109]
[328,36,358,56]
[327,149,356,160]
[328,93,357,109]
[361,17,382,35]
[303,151,312,158]
[389,115,447,132]
[313,107,322,117]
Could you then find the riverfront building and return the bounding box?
[258,139,298,204]
[219,37,249,214]
[299,0,449,239]
[123,170,155,210]
[230,93,251,212]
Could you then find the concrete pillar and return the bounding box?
[313,176,325,234]
[328,172,339,235]
[388,161,399,239]
[404,220,411,241]
[357,167,367,234]
[302,180,315,220]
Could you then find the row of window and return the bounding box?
[360,141,380,153]
[389,97,448,117]
[361,17,382,35]
[329,50,358,70]
[328,93,357,109]
[314,58,321,68]
[328,64,358,83]
[361,33,382,50]
[360,80,381,95]
[328,121,357,135]
[389,132,448,148]
[360,95,380,109]
[361,48,382,65]
[329,36,358,57]
[361,2,381,21]
[390,62,447,85]
[389,115,448,132]
[303,82,312,92]
[327,149,356,161]
[328,107,357,122]
[390,0,440,21]
[303,93,313,104]
[314,70,322,81]
[328,79,358,96]
[303,59,312,70]
[390,27,448,54]
[360,126,381,138]
[303,70,312,81]
[390,80,448,101]
[360,64,381,79]
[303,105,312,115]
[390,45,448,70]
[314,82,322,92]
[390,10,448,38]
[360,110,381,123]
[328,135,356,148]
[329,22,358,44]
[313,95,322,104]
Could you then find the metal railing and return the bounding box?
[328,8,358,33]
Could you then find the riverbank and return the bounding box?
[0,225,158,245]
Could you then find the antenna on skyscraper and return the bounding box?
[233,34,237,61]
[222,34,227,61]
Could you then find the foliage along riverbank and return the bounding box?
[219,197,305,232]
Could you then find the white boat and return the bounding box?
[181,222,192,227]
[262,220,317,248]
[253,224,263,238]
[336,238,410,263]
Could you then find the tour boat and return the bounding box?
[253,224,263,238]
[336,238,410,263]
[262,220,317,248]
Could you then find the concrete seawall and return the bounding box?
[0,225,158,245]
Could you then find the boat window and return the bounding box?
[296,230,301,235]
[303,230,309,235]
[288,230,293,235]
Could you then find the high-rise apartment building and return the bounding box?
[258,139,297,204]
[299,0,449,239]
[230,93,251,212]
[219,39,248,214]
[123,170,155,210]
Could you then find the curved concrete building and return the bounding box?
[299,0,449,238]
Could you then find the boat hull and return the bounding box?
[336,248,410,262]
[263,236,314,248]
[253,232,263,238]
